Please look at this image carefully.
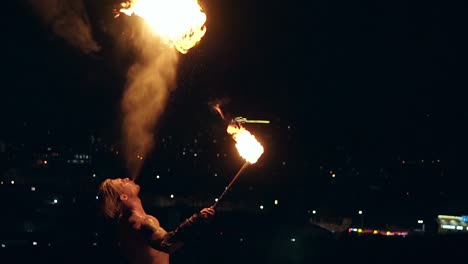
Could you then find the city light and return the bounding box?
[348,228,408,236]
[441,225,456,230]
[2,8,467,261]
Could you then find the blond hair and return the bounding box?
[98,178,125,219]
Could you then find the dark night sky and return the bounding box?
[1,0,468,194]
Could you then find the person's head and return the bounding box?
[98,177,141,219]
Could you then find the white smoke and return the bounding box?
[30,0,100,54]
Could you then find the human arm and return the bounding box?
[140,207,215,254]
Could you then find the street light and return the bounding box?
[358,210,364,227]
[418,220,425,232]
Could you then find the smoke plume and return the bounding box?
[120,33,179,180]
[31,0,180,179]
[30,0,100,54]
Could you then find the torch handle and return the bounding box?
[212,162,250,208]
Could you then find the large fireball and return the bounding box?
[118,0,207,54]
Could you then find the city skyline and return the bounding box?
[1,0,468,233]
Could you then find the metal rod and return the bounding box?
[244,120,270,124]
[212,162,250,208]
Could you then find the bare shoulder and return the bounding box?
[127,214,160,230]
[144,215,161,228]
[139,215,168,241]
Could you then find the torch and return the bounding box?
[212,124,264,208]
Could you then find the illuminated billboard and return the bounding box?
[437,215,468,234]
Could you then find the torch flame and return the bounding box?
[227,125,264,164]
[118,0,207,54]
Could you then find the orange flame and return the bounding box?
[117,0,207,54]
[227,125,264,164]
[212,103,225,120]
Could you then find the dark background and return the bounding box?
[1,0,468,263]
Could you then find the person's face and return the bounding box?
[112,177,140,197]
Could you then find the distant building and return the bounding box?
[437,215,468,234]
[0,141,5,153]
[67,154,92,165]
